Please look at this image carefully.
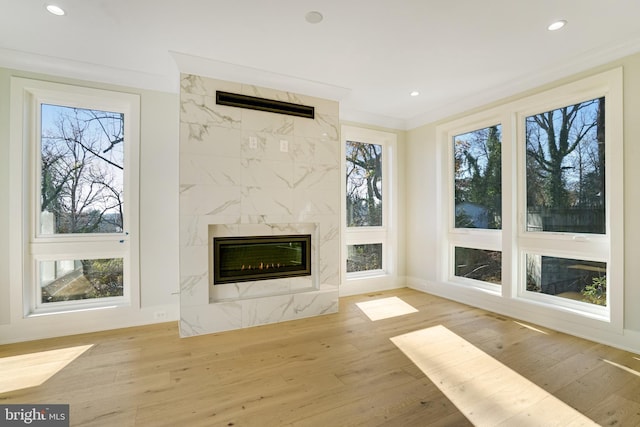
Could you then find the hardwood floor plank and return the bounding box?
[391,325,598,426]
[1,288,639,426]
[555,361,639,411]
[585,394,640,426]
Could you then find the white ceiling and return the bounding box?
[2,0,640,129]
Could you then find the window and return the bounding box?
[525,254,606,306]
[525,98,605,234]
[342,126,397,281]
[346,139,384,275]
[454,125,502,230]
[346,141,383,228]
[347,243,383,273]
[10,78,140,315]
[455,247,502,284]
[518,94,614,316]
[448,124,503,289]
[438,68,623,328]
[39,104,125,236]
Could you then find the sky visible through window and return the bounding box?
[40,104,125,234]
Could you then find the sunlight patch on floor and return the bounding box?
[355,296,418,321]
[391,325,598,426]
[602,359,640,377]
[514,321,549,335]
[0,345,93,393]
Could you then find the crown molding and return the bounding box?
[170,51,350,103]
[406,36,640,130]
[0,47,176,93]
[4,34,639,133]
[339,107,407,131]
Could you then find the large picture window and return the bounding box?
[519,95,612,314]
[11,78,140,315]
[39,104,125,236]
[345,139,384,274]
[342,126,397,283]
[525,98,605,234]
[438,68,623,327]
[346,140,383,228]
[448,123,503,289]
[454,125,502,230]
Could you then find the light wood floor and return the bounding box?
[1,288,639,426]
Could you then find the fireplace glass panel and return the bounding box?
[214,235,311,284]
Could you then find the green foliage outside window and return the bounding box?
[42,258,124,303]
[582,276,606,306]
[454,125,502,229]
[525,97,605,234]
[347,244,382,273]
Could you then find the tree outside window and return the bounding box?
[345,139,384,274]
[524,97,607,306]
[39,104,126,302]
[346,141,382,227]
[454,125,502,229]
[40,104,124,235]
[439,70,620,321]
[525,97,605,234]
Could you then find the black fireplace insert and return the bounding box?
[213,234,311,284]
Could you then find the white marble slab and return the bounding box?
[179,74,340,337]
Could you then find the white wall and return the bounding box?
[139,90,181,308]
[0,68,180,343]
[621,54,640,333]
[405,53,640,353]
[404,123,438,284]
[0,69,10,327]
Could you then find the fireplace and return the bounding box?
[213,234,311,284]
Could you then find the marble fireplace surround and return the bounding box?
[179,74,341,337]
[180,221,338,337]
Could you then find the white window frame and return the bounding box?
[10,78,140,317]
[342,126,398,284]
[436,68,623,330]
[514,70,623,324]
[439,112,510,294]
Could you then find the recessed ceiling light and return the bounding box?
[305,11,323,24]
[46,4,65,16]
[410,91,420,97]
[547,20,567,31]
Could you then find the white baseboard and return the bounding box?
[407,276,640,354]
[0,302,180,345]
[339,275,406,297]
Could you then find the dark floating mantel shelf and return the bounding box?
[216,91,315,119]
